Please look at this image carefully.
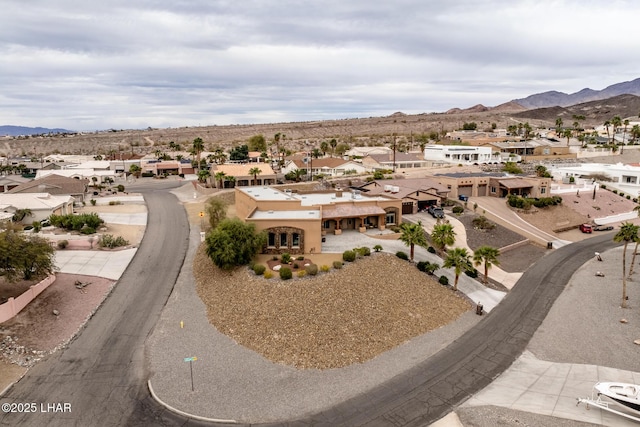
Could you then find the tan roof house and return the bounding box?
[210,163,277,188]
[236,186,402,254]
[8,174,89,202]
[281,157,369,178]
[357,178,450,214]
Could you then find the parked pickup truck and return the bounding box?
[427,205,445,219]
[593,225,614,231]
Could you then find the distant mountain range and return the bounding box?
[512,77,640,109]
[0,125,75,137]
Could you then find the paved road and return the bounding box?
[0,191,189,427]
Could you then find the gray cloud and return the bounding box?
[1,0,639,130]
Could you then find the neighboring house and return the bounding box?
[357,178,450,214]
[0,193,75,223]
[434,172,550,199]
[35,168,116,184]
[210,163,277,188]
[362,151,430,170]
[0,175,31,193]
[549,162,640,196]
[235,186,402,254]
[281,157,368,178]
[486,138,571,159]
[43,154,96,164]
[140,159,195,176]
[424,145,500,165]
[8,174,89,203]
[345,146,392,157]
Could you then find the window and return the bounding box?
[540,187,546,194]
[280,233,288,247]
[386,211,396,225]
[268,232,276,247]
[323,220,331,229]
[490,186,497,193]
[292,233,300,248]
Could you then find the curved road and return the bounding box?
[0,190,190,426]
[0,183,620,426]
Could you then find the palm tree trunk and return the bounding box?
[410,244,415,262]
[622,242,628,308]
[484,262,489,285]
[454,274,459,291]
[629,241,639,277]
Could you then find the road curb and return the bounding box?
[147,379,238,424]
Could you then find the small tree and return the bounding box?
[472,246,501,285]
[205,197,228,230]
[443,247,472,291]
[431,223,456,254]
[399,221,427,261]
[205,219,266,270]
[613,222,639,308]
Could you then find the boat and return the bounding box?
[577,382,640,423]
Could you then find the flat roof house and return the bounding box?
[236,186,402,254]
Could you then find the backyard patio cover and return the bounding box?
[322,205,386,218]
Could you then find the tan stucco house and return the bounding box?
[236,186,402,254]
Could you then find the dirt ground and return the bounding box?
[195,248,472,370]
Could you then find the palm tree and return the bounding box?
[320,140,329,156]
[473,246,501,285]
[431,222,456,254]
[193,137,204,171]
[613,222,639,308]
[611,116,622,144]
[197,169,211,184]
[623,119,630,144]
[224,175,236,188]
[443,247,471,291]
[329,138,337,157]
[555,117,563,133]
[249,167,262,185]
[399,221,427,261]
[562,128,573,146]
[214,171,226,189]
[604,120,611,143]
[631,124,640,145]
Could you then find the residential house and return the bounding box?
[8,174,89,203]
[423,145,500,165]
[433,172,551,199]
[0,193,75,223]
[210,163,277,188]
[236,186,402,254]
[357,178,450,214]
[0,175,31,193]
[361,151,430,170]
[281,157,369,178]
[140,159,195,176]
[345,146,392,157]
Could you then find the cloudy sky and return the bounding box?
[2,0,639,131]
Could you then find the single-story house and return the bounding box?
[35,168,116,184]
[8,174,89,203]
[357,178,450,214]
[0,193,75,223]
[361,151,430,170]
[281,157,369,178]
[424,144,500,165]
[140,159,195,176]
[433,172,551,199]
[236,186,402,254]
[210,163,277,188]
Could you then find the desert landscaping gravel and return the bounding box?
[194,248,472,369]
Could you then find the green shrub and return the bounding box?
[464,268,479,278]
[343,250,356,262]
[320,265,330,272]
[108,200,122,206]
[296,256,304,261]
[472,215,496,230]
[355,246,371,256]
[80,227,96,235]
[98,234,129,248]
[293,263,299,269]
[279,267,292,280]
[281,253,291,264]
[117,184,125,192]
[272,255,279,261]
[452,206,464,214]
[373,244,383,252]
[297,270,306,278]
[626,195,631,200]
[600,184,607,189]
[613,189,618,194]
[439,275,449,286]
[396,251,409,260]
[333,261,343,269]
[417,261,428,272]
[427,246,436,254]
[57,240,69,249]
[253,264,266,276]
[31,221,42,233]
[264,270,273,279]
[305,264,318,276]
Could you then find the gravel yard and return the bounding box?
[194,248,472,370]
[456,212,526,250]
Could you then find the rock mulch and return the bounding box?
[194,248,472,370]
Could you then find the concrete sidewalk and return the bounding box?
[54,248,137,280]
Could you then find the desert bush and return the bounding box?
[296,255,304,261]
[108,200,122,206]
[396,251,409,260]
[117,184,125,192]
[342,250,356,262]
[439,275,450,286]
[373,244,383,252]
[90,199,96,206]
[31,221,42,233]
[427,246,436,254]
[333,261,343,269]
[297,270,306,278]
[98,234,129,248]
[464,268,479,278]
[281,253,291,264]
[320,265,330,272]
[472,215,496,230]
[452,206,464,214]
[613,189,618,194]
[80,227,96,235]
[57,240,69,249]
[416,261,428,272]
[355,246,371,257]
[305,264,318,276]
[279,267,292,280]
[292,263,299,269]
[253,264,266,276]
[264,270,273,279]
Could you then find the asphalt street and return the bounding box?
[0,191,190,427]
